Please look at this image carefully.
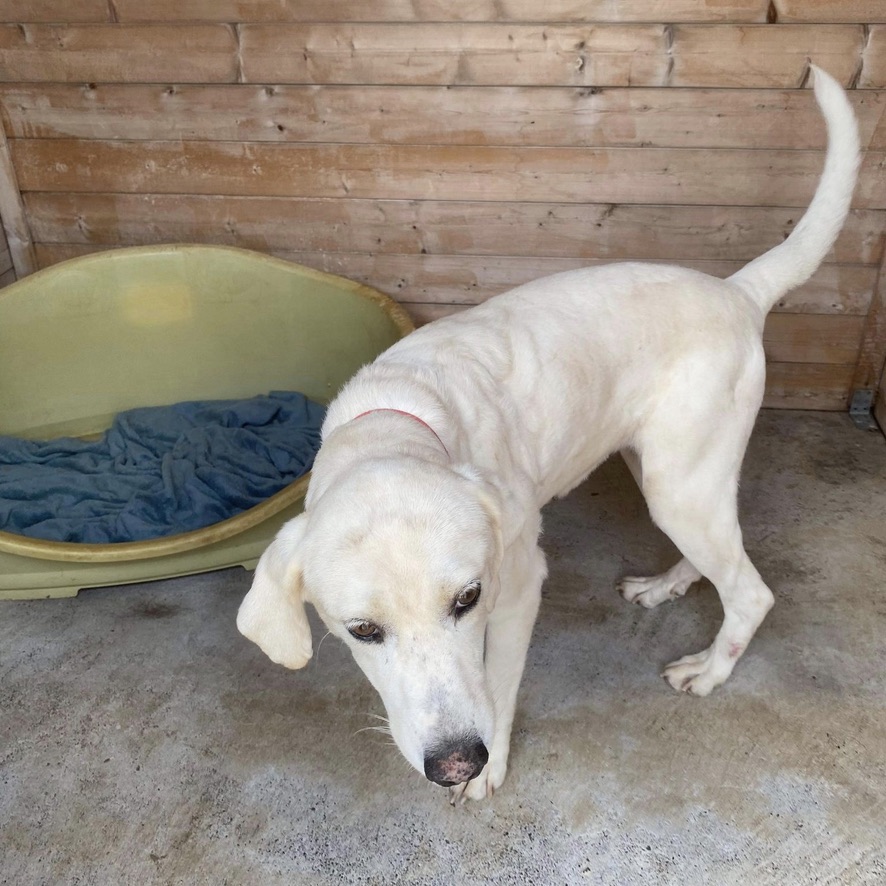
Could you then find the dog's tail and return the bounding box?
[728,65,860,314]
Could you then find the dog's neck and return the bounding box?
[352,408,450,458]
[322,361,453,451]
[306,367,455,509]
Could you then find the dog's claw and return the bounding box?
[447,782,469,806]
[617,563,700,609]
[449,786,472,805]
[444,756,507,804]
[662,645,732,697]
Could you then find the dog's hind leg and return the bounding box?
[616,449,703,608]
[658,534,772,696]
[633,411,774,696]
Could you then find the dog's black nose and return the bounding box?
[423,736,489,786]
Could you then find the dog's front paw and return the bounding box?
[447,756,507,804]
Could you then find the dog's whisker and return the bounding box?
[315,630,333,665]
[353,725,393,737]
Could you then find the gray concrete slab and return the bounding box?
[1,410,884,885]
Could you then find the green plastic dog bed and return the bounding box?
[0,245,413,600]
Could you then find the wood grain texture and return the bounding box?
[3,83,885,151]
[0,1,109,22]
[12,139,885,208]
[111,1,771,23]
[773,1,886,23]
[23,193,886,265]
[670,24,864,87]
[762,363,855,410]
[0,24,238,83]
[233,23,871,89]
[236,254,878,316]
[763,313,866,364]
[240,23,670,87]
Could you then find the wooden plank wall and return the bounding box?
[1,1,885,410]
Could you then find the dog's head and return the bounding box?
[237,455,504,786]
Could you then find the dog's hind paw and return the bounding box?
[617,560,701,609]
[617,574,686,608]
[447,756,507,804]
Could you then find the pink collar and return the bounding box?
[353,408,449,457]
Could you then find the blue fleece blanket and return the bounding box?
[0,392,325,544]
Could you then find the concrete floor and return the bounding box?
[1,410,884,886]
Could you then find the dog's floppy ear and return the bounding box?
[237,514,312,669]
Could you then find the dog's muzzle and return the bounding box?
[423,736,489,786]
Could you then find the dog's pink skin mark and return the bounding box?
[728,642,744,659]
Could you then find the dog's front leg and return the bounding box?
[449,540,547,804]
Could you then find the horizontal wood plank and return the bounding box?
[240,23,670,87]
[762,313,866,363]
[0,24,238,83]
[0,23,871,90]
[12,139,885,208]
[773,1,886,23]
[762,362,854,409]
[111,1,770,23]
[288,254,877,315]
[1,0,877,28]
[0,1,110,22]
[670,24,865,87]
[3,83,885,152]
[23,193,886,265]
[237,23,867,89]
[33,242,877,317]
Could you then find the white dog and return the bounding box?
[237,66,859,802]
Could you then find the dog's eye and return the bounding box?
[453,581,481,618]
[348,620,383,642]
